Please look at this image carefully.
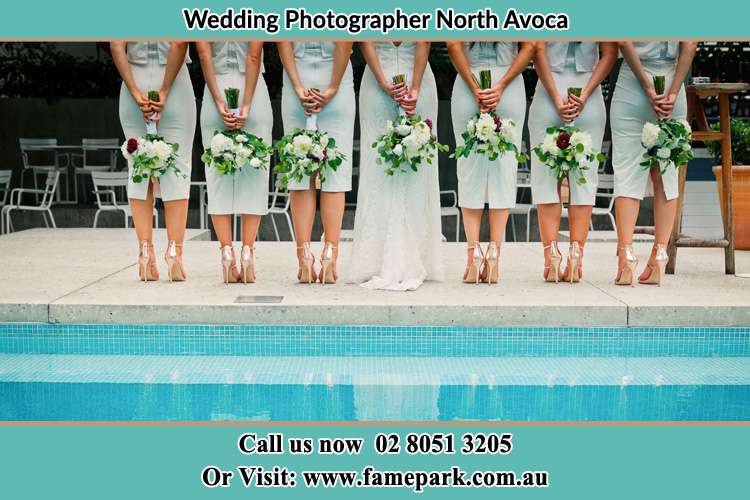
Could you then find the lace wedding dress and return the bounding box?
[347,42,444,291]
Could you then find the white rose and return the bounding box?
[392,143,403,156]
[641,122,662,149]
[151,141,173,161]
[210,133,231,153]
[249,157,262,168]
[656,147,672,159]
[235,134,248,143]
[310,144,325,160]
[570,131,592,151]
[395,123,413,137]
[540,135,560,156]
[292,134,313,157]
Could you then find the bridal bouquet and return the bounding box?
[372,114,448,175]
[201,129,271,176]
[275,126,345,187]
[121,135,183,183]
[533,125,604,185]
[453,112,527,163]
[640,75,694,173]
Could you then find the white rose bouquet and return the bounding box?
[640,76,694,174]
[275,127,345,187]
[533,125,605,185]
[372,115,448,176]
[121,135,184,183]
[201,129,272,176]
[453,112,527,163]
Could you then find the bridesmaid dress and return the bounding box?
[611,42,686,201]
[347,42,444,291]
[280,42,355,192]
[200,42,272,215]
[118,42,195,201]
[528,42,605,206]
[451,42,526,209]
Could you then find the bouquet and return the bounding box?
[121,135,183,183]
[145,89,160,135]
[372,114,448,175]
[224,87,240,112]
[453,113,526,163]
[275,127,345,187]
[639,75,694,173]
[533,125,604,185]
[201,129,272,176]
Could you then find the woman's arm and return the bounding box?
[618,42,664,118]
[277,42,315,115]
[236,42,264,130]
[310,42,353,112]
[568,42,617,114]
[446,41,481,109]
[196,42,235,130]
[110,42,150,119]
[151,42,188,119]
[399,42,430,115]
[658,42,698,118]
[478,42,535,112]
[360,42,407,103]
[534,42,576,122]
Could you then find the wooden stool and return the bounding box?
[667,83,749,275]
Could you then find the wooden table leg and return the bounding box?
[667,164,688,274]
[719,94,735,274]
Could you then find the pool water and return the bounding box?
[0,325,748,421]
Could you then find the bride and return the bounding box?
[347,42,444,291]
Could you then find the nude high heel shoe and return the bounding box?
[543,241,562,283]
[485,242,500,285]
[137,240,158,283]
[220,245,238,284]
[320,241,337,285]
[165,241,186,282]
[566,241,583,284]
[297,242,315,284]
[639,243,668,286]
[240,245,255,284]
[615,244,638,286]
[463,242,484,284]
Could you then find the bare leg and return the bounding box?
[319,191,345,280]
[640,169,678,281]
[211,213,241,282]
[290,188,317,269]
[461,207,483,280]
[614,196,640,280]
[537,202,562,279]
[129,181,157,277]
[241,214,261,247]
[487,208,510,244]
[562,204,592,280]
[163,198,188,275]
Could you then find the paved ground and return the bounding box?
[0,228,748,326]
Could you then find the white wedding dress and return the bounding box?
[347,42,444,291]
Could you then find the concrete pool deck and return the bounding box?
[0,228,748,327]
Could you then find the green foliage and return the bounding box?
[640,119,694,174]
[705,118,750,166]
[371,114,448,176]
[533,125,604,185]
[452,112,527,164]
[274,128,345,186]
[201,129,272,176]
[127,134,183,183]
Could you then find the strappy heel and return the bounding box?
[463,242,484,284]
[165,241,186,282]
[320,241,337,285]
[485,242,500,285]
[639,243,668,286]
[543,241,562,283]
[220,245,238,284]
[240,245,255,284]
[297,242,315,284]
[566,241,583,284]
[137,240,158,283]
[615,244,638,286]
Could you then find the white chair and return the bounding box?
[72,138,119,204]
[591,173,616,231]
[0,170,11,234]
[91,171,158,228]
[2,170,59,234]
[19,138,71,204]
[440,190,460,242]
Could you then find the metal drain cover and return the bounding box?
[234,295,284,304]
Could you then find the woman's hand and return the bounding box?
[567,88,590,117]
[554,94,578,123]
[654,92,677,119]
[215,100,237,130]
[382,81,408,104]
[309,87,338,113]
[234,104,251,130]
[132,90,151,116]
[399,87,419,116]
[477,84,504,113]
[295,86,317,116]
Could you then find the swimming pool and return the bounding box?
[1,324,748,421]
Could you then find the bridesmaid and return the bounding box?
[528,41,616,282]
[347,41,444,291]
[448,41,535,284]
[611,42,697,286]
[111,42,196,283]
[277,42,355,284]
[197,41,272,284]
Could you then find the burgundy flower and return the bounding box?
[493,115,502,131]
[126,138,138,154]
[425,118,433,130]
[556,132,571,150]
